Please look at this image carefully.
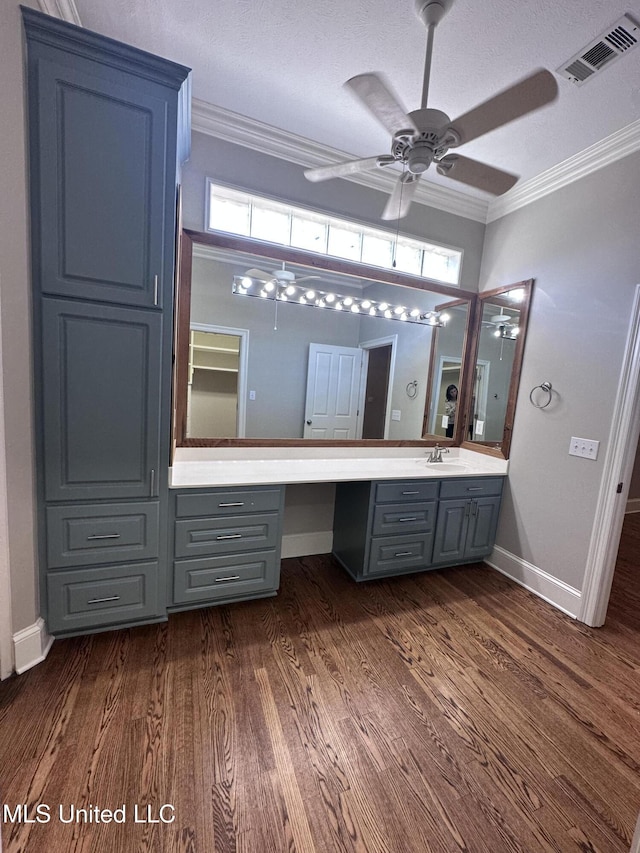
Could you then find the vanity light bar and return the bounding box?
[232,277,448,327]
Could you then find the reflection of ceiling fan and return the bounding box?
[243,262,321,291]
[304,0,558,220]
[484,311,520,339]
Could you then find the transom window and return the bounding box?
[206,180,462,286]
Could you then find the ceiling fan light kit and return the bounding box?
[304,0,559,220]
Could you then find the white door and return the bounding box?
[303,343,363,438]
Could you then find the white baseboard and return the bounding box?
[625,497,640,513]
[13,618,53,675]
[631,812,640,853]
[485,545,582,619]
[281,531,333,559]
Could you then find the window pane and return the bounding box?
[251,205,291,244]
[422,249,461,284]
[361,233,394,268]
[327,224,362,261]
[291,214,327,252]
[208,195,250,236]
[392,241,423,275]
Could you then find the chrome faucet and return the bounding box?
[427,444,450,463]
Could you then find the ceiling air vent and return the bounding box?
[558,14,640,86]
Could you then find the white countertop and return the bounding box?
[170,446,508,488]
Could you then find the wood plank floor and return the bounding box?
[2,518,640,853]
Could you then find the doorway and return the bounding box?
[580,284,640,626]
[361,344,392,439]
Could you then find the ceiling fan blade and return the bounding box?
[436,154,518,195]
[345,73,418,136]
[296,275,323,283]
[304,155,394,183]
[381,172,421,221]
[244,268,274,282]
[448,69,558,146]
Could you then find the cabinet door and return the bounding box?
[432,499,469,564]
[33,55,173,308]
[41,299,161,501]
[464,496,502,560]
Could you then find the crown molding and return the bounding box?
[37,0,82,25]
[191,99,489,224]
[487,117,640,223]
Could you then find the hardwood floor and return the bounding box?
[2,521,640,853]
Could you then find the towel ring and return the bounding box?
[529,381,553,409]
[406,380,418,399]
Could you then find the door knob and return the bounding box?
[306,420,312,425]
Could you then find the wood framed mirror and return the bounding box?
[174,229,476,447]
[460,280,533,460]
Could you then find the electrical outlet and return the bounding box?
[569,436,600,460]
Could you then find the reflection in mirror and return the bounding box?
[463,281,532,458]
[177,232,474,445]
[424,303,469,441]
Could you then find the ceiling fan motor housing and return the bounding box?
[392,108,453,172]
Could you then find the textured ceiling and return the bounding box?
[76,0,640,200]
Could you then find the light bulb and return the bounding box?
[241,276,252,288]
[410,308,421,318]
[264,282,275,293]
[384,309,392,319]
[351,304,360,313]
[335,302,343,311]
[379,302,389,311]
[285,285,296,296]
[440,312,450,324]
[325,293,336,303]
[343,297,353,306]
[361,300,371,310]
[394,306,404,315]
[305,290,316,300]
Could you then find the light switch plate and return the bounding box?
[391,409,401,421]
[569,436,600,460]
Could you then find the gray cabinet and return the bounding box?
[41,299,161,502]
[24,8,190,636]
[332,479,439,580]
[333,476,504,581]
[432,478,503,565]
[169,487,285,609]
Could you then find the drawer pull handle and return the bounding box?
[398,516,418,523]
[87,595,121,604]
[216,533,243,540]
[401,491,420,495]
[467,487,483,491]
[215,575,241,583]
[86,533,121,541]
[394,551,413,557]
[218,502,244,507]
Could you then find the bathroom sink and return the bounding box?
[425,462,470,473]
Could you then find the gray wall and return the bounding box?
[1,0,39,637]
[181,133,487,292]
[480,149,640,590]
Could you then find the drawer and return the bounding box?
[173,550,279,605]
[46,502,159,568]
[46,562,159,634]
[175,487,283,518]
[372,501,436,537]
[439,477,504,500]
[367,534,434,576]
[374,480,439,504]
[175,513,280,558]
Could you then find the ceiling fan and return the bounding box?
[304,0,559,220]
[242,262,321,292]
